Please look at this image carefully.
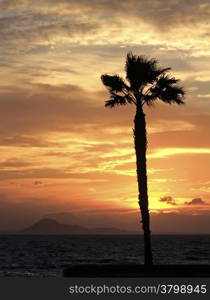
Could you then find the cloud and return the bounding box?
[0,80,209,187]
[0,82,209,145]
[148,120,195,134]
[0,135,50,147]
[148,147,210,159]
[1,0,210,55]
[34,180,42,185]
[0,167,96,181]
[0,2,101,51]
[185,198,205,205]
[0,84,100,136]
[0,83,135,146]
[159,196,176,205]
[0,159,32,168]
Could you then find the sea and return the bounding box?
[0,234,209,277]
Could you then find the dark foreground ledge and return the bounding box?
[63,264,210,277]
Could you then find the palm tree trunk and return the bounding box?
[134,105,153,266]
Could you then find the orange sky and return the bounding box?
[0,0,210,232]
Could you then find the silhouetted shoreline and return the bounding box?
[63,264,210,277]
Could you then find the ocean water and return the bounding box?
[0,235,209,277]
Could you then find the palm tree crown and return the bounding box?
[101,52,185,108]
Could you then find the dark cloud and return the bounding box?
[185,198,205,205]
[146,105,210,149]
[0,81,210,160]
[0,83,133,141]
[0,167,90,181]
[0,8,100,51]
[0,159,32,168]
[159,196,176,205]
[0,135,50,147]
[188,80,210,96]
[0,84,93,136]
[34,180,42,185]
[1,0,210,51]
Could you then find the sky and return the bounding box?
[0,0,210,233]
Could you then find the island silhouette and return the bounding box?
[17,218,137,235]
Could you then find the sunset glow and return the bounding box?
[0,0,210,233]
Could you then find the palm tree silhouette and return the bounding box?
[101,52,185,266]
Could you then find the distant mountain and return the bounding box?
[44,211,139,231]
[44,212,80,225]
[19,218,136,235]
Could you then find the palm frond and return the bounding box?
[156,75,179,87]
[159,86,184,104]
[125,94,135,104]
[105,93,127,108]
[157,85,185,104]
[143,94,157,106]
[101,74,128,93]
[125,52,170,89]
[154,75,185,104]
[150,67,171,82]
[143,74,185,106]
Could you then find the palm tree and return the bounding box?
[101,52,185,266]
